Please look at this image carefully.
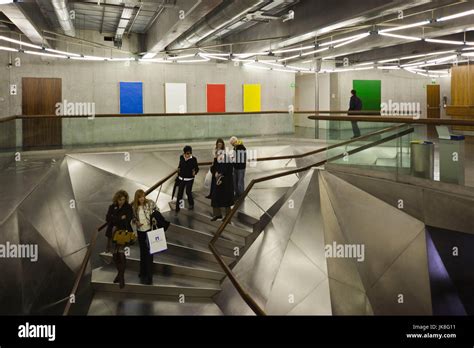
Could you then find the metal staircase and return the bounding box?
[89,189,261,315]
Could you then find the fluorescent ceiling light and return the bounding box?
[169,54,197,60]
[142,52,156,59]
[260,61,284,68]
[425,38,465,45]
[244,63,271,71]
[379,32,422,41]
[199,53,228,61]
[0,0,14,4]
[286,65,312,71]
[0,35,42,49]
[70,56,106,61]
[139,58,172,64]
[24,50,68,59]
[400,50,455,60]
[355,61,375,66]
[107,57,135,61]
[273,68,297,74]
[378,58,399,63]
[273,45,314,54]
[462,52,474,57]
[334,33,370,48]
[176,58,210,63]
[438,10,474,22]
[45,48,81,57]
[0,45,17,52]
[300,47,329,57]
[320,33,370,47]
[378,66,400,70]
[379,20,430,33]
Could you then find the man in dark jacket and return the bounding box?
[230,136,246,199]
[176,145,199,213]
[349,89,363,138]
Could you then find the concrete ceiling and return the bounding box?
[0,0,473,65]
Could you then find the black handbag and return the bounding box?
[151,210,170,231]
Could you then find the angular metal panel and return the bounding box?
[321,171,425,289]
[368,229,432,315]
[319,174,365,292]
[423,190,474,235]
[290,171,328,274]
[17,210,63,314]
[0,212,23,314]
[328,278,370,315]
[287,279,332,316]
[0,158,58,225]
[265,241,328,315]
[330,170,424,221]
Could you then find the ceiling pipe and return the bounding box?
[51,0,75,37]
[167,0,265,50]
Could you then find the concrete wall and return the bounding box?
[0,52,295,116]
[60,114,293,146]
[0,31,296,147]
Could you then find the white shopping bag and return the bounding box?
[204,169,212,189]
[147,228,168,254]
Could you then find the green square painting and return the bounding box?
[353,80,382,111]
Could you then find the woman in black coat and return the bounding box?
[210,152,235,221]
[206,138,225,199]
[105,190,134,289]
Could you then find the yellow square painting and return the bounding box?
[243,84,261,112]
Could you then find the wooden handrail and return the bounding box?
[61,113,469,316]
[307,114,474,126]
[208,124,413,316]
[63,167,193,315]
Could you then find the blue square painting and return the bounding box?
[120,82,143,114]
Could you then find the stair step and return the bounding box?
[99,251,225,281]
[168,224,241,258]
[169,201,253,238]
[91,266,221,297]
[88,291,224,315]
[194,192,260,225]
[164,211,246,246]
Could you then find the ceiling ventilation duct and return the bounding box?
[167,0,265,50]
[51,0,75,37]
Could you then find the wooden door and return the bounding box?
[22,78,62,149]
[427,84,440,118]
[426,84,440,139]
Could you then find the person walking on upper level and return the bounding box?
[229,136,247,199]
[175,145,199,213]
[349,89,363,138]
